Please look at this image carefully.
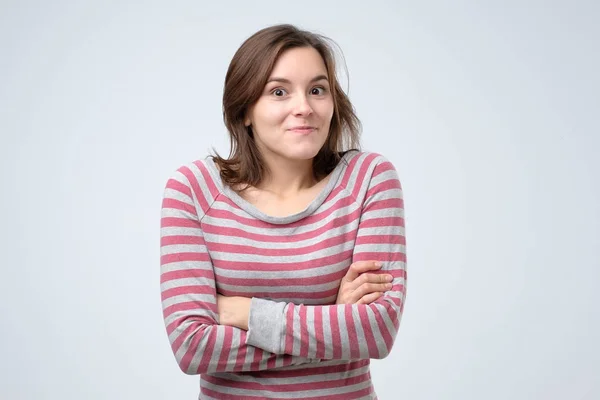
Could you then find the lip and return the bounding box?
[288,126,316,134]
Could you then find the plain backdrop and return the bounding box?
[1,1,598,399]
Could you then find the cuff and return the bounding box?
[245,297,286,354]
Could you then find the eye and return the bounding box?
[271,88,287,97]
[311,86,326,95]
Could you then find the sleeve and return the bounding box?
[245,156,407,360]
[160,167,319,374]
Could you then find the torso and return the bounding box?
[164,150,389,399]
[202,151,365,305]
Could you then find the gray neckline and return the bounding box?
[204,151,357,225]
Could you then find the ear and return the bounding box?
[244,106,254,127]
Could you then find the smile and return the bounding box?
[288,126,316,135]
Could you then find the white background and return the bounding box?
[1,1,598,399]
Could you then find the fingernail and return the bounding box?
[374,262,382,267]
[386,275,393,282]
[385,283,393,289]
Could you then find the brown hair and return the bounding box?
[212,24,361,189]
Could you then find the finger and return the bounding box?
[347,273,392,292]
[344,261,382,282]
[353,282,393,299]
[357,291,383,305]
[355,273,394,287]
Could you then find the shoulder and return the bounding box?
[164,158,213,186]
[342,150,400,182]
[339,151,402,203]
[163,157,223,212]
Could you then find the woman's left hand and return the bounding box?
[217,294,251,330]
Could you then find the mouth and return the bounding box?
[288,126,316,134]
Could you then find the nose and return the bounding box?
[292,94,313,116]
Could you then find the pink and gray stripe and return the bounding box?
[160,150,407,399]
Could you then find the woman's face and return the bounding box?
[245,46,334,164]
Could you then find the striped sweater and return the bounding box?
[160,150,407,399]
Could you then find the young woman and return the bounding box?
[160,24,407,399]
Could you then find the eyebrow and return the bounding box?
[266,75,329,84]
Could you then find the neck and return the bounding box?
[258,153,317,197]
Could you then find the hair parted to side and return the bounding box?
[212,24,361,189]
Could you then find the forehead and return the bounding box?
[269,47,328,78]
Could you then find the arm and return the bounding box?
[244,156,407,360]
[160,168,319,374]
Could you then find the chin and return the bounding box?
[284,147,322,161]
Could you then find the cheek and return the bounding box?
[317,99,334,120]
[255,104,288,127]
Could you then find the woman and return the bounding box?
[160,24,407,399]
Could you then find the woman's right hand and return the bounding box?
[335,261,394,305]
